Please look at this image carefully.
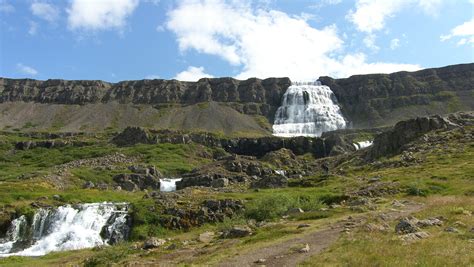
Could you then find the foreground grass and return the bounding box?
[303,196,474,267]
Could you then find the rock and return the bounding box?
[198,231,215,243]
[365,223,388,232]
[143,238,166,249]
[400,231,430,242]
[52,194,61,201]
[395,217,420,234]
[112,127,156,146]
[166,243,178,250]
[368,113,464,159]
[299,244,310,253]
[96,183,108,190]
[286,208,304,215]
[391,200,405,208]
[251,175,288,189]
[297,224,311,229]
[82,181,95,189]
[223,226,253,238]
[444,227,460,233]
[417,218,443,227]
[113,173,160,191]
[211,178,229,188]
[254,259,266,264]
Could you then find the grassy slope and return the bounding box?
[0,102,271,137]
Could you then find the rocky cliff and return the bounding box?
[319,63,474,127]
[0,63,472,133]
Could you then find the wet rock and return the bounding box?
[395,217,420,234]
[143,237,166,249]
[113,173,160,191]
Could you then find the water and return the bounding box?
[354,141,373,150]
[273,81,347,137]
[160,178,182,192]
[0,202,129,257]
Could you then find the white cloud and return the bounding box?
[28,21,38,35]
[166,0,419,80]
[390,38,400,49]
[67,0,139,32]
[363,34,379,51]
[31,1,60,23]
[174,66,213,81]
[347,0,444,33]
[0,0,14,13]
[440,19,474,46]
[16,63,38,76]
[309,0,342,9]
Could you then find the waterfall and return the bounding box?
[273,81,347,137]
[0,202,130,257]
[353,140,373,150]
[160,178,182,192]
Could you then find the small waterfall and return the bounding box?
[353,140,373,150]
[0,202,130,257]
[273,81,347,137]
[160,178,182,192]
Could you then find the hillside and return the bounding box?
[1,63,472,134]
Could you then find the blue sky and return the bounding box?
[0,0,473,82]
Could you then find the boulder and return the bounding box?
[198,231,215,243]
[251,175,288,189]
[395,217,420,234]
[222,225,253,238]
[143,237,166,249]
[211,178,229,188]
[112,127,156,146]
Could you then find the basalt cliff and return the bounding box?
[0,63,472,134]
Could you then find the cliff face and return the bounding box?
[0,63,472,133]
[319,63,474,127]
[0,77,290,119]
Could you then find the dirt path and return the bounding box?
[217,202,424,267]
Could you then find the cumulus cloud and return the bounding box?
[363,34,379,51]
[166,0,419,80]
[67,0,139,32]
[347,0,444,33]
[390,38,400,49]
[174,66,213,81]
[0,0,14,13]
[16,63,38,76]
[30,1,60,23]
[440,19,474,46]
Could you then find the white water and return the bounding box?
[160,178,182,192]
[273,81,347,137]
[0,202,129,257]
[353,141,373,150]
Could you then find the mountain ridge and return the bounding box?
[0,63,472,133]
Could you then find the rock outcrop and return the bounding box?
[319,63,474,128]
[368,112,474,159]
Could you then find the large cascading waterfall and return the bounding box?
[273,81,347,137]
[0,202,130,257]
